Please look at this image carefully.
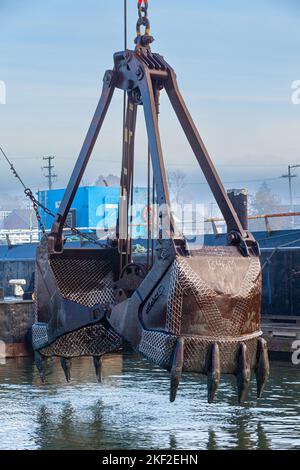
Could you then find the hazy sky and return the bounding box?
[0,0,300,206]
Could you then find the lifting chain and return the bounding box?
[24,188,104,246]
[135,0,154,49]
[24,188,52,234]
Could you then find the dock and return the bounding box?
[0,300,34,357]
[262,315,300,359]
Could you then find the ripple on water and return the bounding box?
[0,354,299,450]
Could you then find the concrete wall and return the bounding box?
[0,300,34,357]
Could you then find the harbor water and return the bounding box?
[0,352,299,450]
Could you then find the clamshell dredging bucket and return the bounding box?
[30,35,270,402]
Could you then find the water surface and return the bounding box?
[0,353,299,450]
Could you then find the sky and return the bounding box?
[0,0,300,209]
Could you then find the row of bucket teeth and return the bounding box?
[169,337,270,404]
[34,338,269,405]
[34,353,103,384]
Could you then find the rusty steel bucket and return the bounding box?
[31,235,123,382]
[108,242,269,404]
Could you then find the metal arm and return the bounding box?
[51,70,116,250]
[119,99,138,214]
[117,98,138,267]
[139,69,175,239]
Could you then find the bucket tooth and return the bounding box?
[60,357,72,382]
[256,338,270,398]
[93,356,103,383]
[206,343,221,403]
[34,351,46,383]
[236,343,251,404]
[170,337,184,403]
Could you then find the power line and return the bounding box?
[187,176,281,186]
[0,145,27,190]
[2,156,290,168]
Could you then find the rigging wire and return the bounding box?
[124,0,127,50]
[0,145,27,190]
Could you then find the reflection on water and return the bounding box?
[0,352,299,450]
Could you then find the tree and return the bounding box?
[250,182,281,215]
[249,182,287,230]
[167,170,187,205]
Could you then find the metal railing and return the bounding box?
[1,212,299,245]
[205,211,300,235]
[0,227,114,246]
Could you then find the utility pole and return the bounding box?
[281,164,300,210]
[42,156,57,190]
[281,164,300,228]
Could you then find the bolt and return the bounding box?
[228,231,239,244]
